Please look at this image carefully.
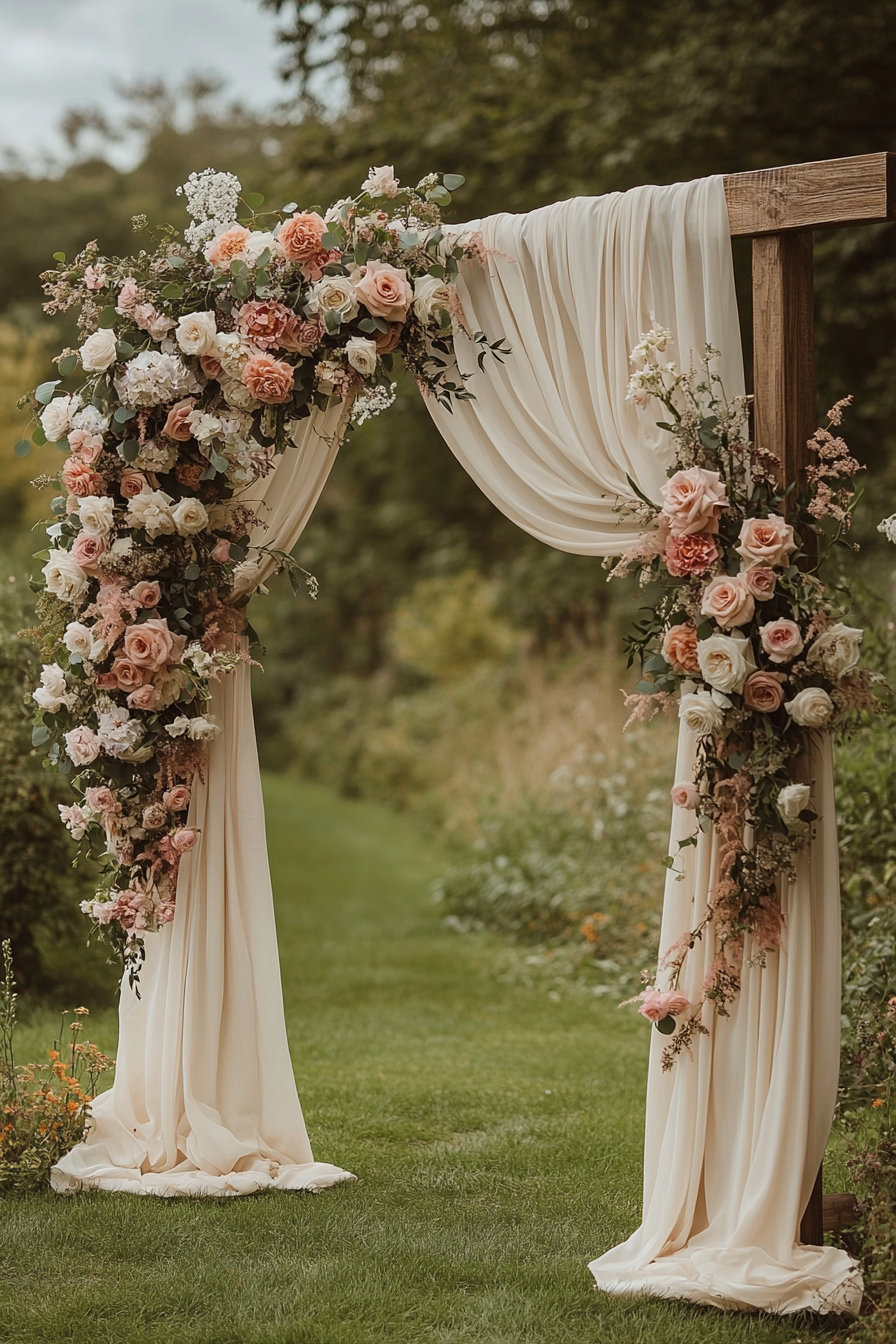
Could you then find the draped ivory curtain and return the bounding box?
[424,177,862,1314]
[52,401,355,1197]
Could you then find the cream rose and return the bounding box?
[776,783,812,830]
[697,633,757,694]
[659,466,729,536]
[176,310,218,357]
[785,686,834,727]
[40,394,79,443]
[171,497,209,536]
[413,274,451,325]
[63,621,104,662]
[344,336,378,376]
[77,495,115,536]
[79,328,119,371]
[736,514,797,568]
[306,275,360,325]
[699,574,755,629]
[678,689,726,736]
[43,549,89,604]
[806,623,863,679]
[32,663,71,713]
[127,488,175,538]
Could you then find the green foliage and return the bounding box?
[391,570,523,681]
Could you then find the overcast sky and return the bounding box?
[0,0,290,171]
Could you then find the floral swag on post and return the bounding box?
[22,166,508,982]
[614,326,888,1068]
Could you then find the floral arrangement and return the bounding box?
[0,941,114,1192]
[20,165,506,978]
[613,326,887,1068]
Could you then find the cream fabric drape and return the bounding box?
[425,178,862,1314]
[52,402,354,1197]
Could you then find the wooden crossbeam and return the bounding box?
[724,151,895,236]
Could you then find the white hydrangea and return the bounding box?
[130,439,177,473]
[113,350,202,408]
[177,169,243,250]
[97,705,144,757]
[71,404,110,435]
[878,514,896,545]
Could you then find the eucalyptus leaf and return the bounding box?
[185,563,201,581]
[97,307,119,329]
[34,380,60,405]
[13,439,31,458]
[168,255,185,268]
[426,186,451,205]
[282,202,298,214]
[121,440,140,462]
[31,424,47,446]
[31,724,50,747]
[244,192,265,209]
[354,241,369,266]
[58,354,78,377]
[52,251,66,262]
[116,340,134,358]
[655,1015,677,1036]
[442,173,465,191]
[398,231,418,249]
[161,282,183,300]
[113,406,136,423]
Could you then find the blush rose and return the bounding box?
[736,514,797,568]
[353,260,413,322]
[122,618,187,672]
[659,466,729,536]
[759,618,804,664]
[699,574,755,629]
[742,671,787,712]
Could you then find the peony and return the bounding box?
[175,310,217,357]
[679,689,726,736]
[130,580,161,608]
[205,224,252,270]
[71,533,105,570]
[743,671,787,713]
[241,353,294,404]
[116,278,139,313]
[64,725,100,766]
[670,781,699,809]
[742,566,777,601]
[344,336,378,376]
[759,618,804,664]
[662,623,700,674]
[32,663,71,713]
[171,497,209,536]
[806,623,863,679]
[110,657,144,691]
[660,466,729,536]
[59,804,91,839]
[63,621,104,662]
[43,549,89,604]
[413,274,451,325]
[142,803,168,829]
[68,430,104,463]
[278,212,326,264]
[212,538,231,563]
[664,532,719,577]
[736,514,797,568]
[353,260,413,322]
[62,457,103,498]
[163,785,191,811]
[361,165,400,197]
[79,328,119,371]
[236,299,294,350]
[776,782,812,831]
[697,632,757,694]
[637,990,691,1022]
[306,274,360,325]
[785,686,834,728]
[123,618,186,672]
[40,393,79,443]
[127,488,175,538]
[77,495,115,536]
[119,470,148,499]
[700,574,755,629]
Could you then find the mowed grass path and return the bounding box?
[0,779,827,1344]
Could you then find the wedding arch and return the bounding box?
[22,151,894,1317]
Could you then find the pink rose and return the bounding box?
[760,619,804,664]
[62,458,103,498]
[142,802,168,829]
[662,623,701,674]
[134,304,174,339]
[110,657,144,691]
[736,514,797,568]
[116,278,140,313]
[122,618,187,671]
[68,430,104,463]
[241,353,295,404]
[64,725,100,765]
[119,470,148,499]
[130,580,161,608]
[743,671,787,712]
[279,315,321,355]
[171,827,197,854]
[127,683,158,711]
[85,785,116,813]
[205,225,252,270]
[163,785,191,811]
[200,353,223,378]
[660,467,729,536]
[742,567,777,601]
[637,990,691,1022]
[72,533,105,570]
[163,399,196,442]
[354,260,413,322]
[83,265,106,291]
[699,574,755,629]
[670,782,699,809]
[212,538,231,563]
[278,212,326,264]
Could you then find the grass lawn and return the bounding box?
[0,777,835,1344]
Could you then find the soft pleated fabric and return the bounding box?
[425,178,861,1313]
[52,404,355,1197]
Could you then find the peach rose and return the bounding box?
[236,299,295,350]
[700,574,755,629]
[71,533,105,569]
[375,322,404,354]
[68,430,104,463]
[637,990,691,1022]
[130,580,161,608]
[163,785,191,811]
[119,470,148,499]
[110,657,144,691]
[759,618,804,664]
[743,671,787,712]
[122,618,186,671]
[241,353,295,404]
[670,782,699,809]
[62,457,103,498]
[200,352,223,378]
[163,399,196,442]
[736,514,797,568]
[660,467,729,536]
[354,260,413,322]
[742,566,777,601]
[205,225,252,270]
[127,683,158,711]
[662,622,701,674]
[278,212,326,264]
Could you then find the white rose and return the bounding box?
[776,783,812,830]
[413,274,451,325]
[176,310,218,357]
[231,558,264,592]
[306,275,360,324]
[127,487,175,539]
[43,549,89,604]
[344,336,378,376]
[77,495,115,536]
[361,165,400,198]
[806,623,863,679]
[63,621,104,662]
[79,328,119,371]
[245,230,281,263]
[32,663,71,713]
[697,633,757,694]
[40,394,79,443]
[171,497,209,536]
[679,689,726,736]
[187,714,222,741]
[213,333,252,380]
[785,687,834,728]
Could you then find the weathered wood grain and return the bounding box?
[725,151,895,236]
[751,230,816,483]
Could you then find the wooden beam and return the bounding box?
[822,1193,860,1234]
[751,230,815,482]
[725,151,895,237]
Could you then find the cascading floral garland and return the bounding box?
[22,165,507,982]
[613,326,888,1069]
